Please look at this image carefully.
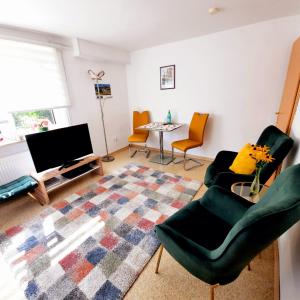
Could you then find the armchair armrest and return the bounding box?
[213,150,238,168]
[200,186,254,225]
[213,172,255,190]
[205,151,238,187]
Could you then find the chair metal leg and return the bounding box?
[129,144,137,157]
[131,150,137,158]
[129,143,150,158]
[173,149,184,164]
[173,157,184,164]
[172,147,174,161]
[145,144,151,158]
[155,245,164,274]
[184,157,204,170]
[210,284,218,300]
[172,149,204,170]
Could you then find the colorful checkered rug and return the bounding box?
[0,164,201,300]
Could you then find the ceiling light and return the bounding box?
[208,7,221,15]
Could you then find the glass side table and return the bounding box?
[231,182,268,203]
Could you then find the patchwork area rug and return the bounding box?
[0,164,201,300]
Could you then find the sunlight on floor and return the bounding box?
[0,213,105,300]
[0,255,26,300]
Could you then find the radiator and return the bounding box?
[0,151,35,185]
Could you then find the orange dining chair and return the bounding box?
[172,112,209,170]
[128,111,151,158]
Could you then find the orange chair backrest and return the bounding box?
[189,112,209,144]
[133,111,150,136]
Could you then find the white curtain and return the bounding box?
[0,38,70,112]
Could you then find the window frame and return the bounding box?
[0,38,71,146]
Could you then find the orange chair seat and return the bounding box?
[128,133,148,143]
[172,139,201,152]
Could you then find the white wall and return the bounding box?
[63,51,130,155]
[127,15,300,158]
[279,97,300,300]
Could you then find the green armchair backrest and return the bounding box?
[256,125,294,182]
[212,164,300,283]
[156,164,300,285]
[204,125,294,189]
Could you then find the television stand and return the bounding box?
[58,159,83,171]
[62,164,93,179]
[30,154,103,205]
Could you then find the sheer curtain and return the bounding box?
[0,38,70,113]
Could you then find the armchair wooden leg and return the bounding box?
[155,245,164,274]
[210,284,218,300]
[247,262,251,271]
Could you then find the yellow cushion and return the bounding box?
[229,143,256,175]
[128,133,148,143]
[171,139,201,152]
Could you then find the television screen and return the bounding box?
[26,123,93,173]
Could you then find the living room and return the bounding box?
[0,1,300,299]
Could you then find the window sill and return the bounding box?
[0,138,24,148]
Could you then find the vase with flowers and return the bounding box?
[249,145,274,196]
[34,119,49,132]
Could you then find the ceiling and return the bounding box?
[0,0,299,51]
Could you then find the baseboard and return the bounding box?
[108,146,130,156]
[274,240,280,300]
[132,144,213,162]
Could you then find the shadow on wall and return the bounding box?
[280,136,300,299]
[285,140,299,167]
[291,222,300,287]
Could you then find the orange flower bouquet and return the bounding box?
[249,145,274,195]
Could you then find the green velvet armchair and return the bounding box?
[155,164,300,299]
[204,125,294,190]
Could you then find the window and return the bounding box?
[0,38,70,145]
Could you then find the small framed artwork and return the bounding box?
[160,65,175,90]
[94,83,112,96]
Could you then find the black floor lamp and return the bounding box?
[88,69,114,162]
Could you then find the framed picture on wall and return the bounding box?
[160,65,175,90]
[94,83,112,97]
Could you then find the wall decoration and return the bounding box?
[94,83,112,97]
[160,65,175,90]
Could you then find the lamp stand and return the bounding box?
[95,78,114,162]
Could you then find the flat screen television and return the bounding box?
[26,123,93,173]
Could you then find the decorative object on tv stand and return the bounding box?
[88,69,114,162]
[160,65,175,90]
[249,144,274,196]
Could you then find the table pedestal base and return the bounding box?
[149,154,173,165]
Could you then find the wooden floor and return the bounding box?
[0,148,274,300]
